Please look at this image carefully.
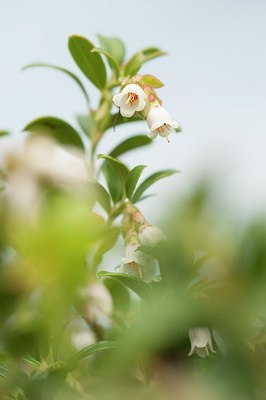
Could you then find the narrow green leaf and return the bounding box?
[23,116,84,150]
[22,63,89,105]
[76,114,93,138]
[124,52,144,76]
[124,47,166,77]
[88,181,111,213]
[109,135,152,158]
[68,35,106,90]
[126,165,146,200]
[132,169,178,203]
[97,34,126,64]
[133,194,156,204]
[141,74,164,88]
[0,131,10,137]
[98,271,152,299]
[98,154,129,181]
[141,47,167,62]
[191,252,220,275]
[68,341,118,367]
[22,355,42,368]
[91,48,120,78]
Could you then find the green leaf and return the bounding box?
[104,278,131,314]
[76,114,93,138]
[0,130,10,137]
[141,74,164,88]
[68,341,118,367]
[124,47,166,77]
[191,252,220,276]
[132,169,178,203]
[22,63,89,105]
[98,271,152,299]
[133,194,156,204]
[109,135,152,158]
[98,154,129,181]
[68,35,106,90]
[91,48,120,78]
[98,155,129,203]
[124,52,145,76]
[97,34,126,64]
[23,116,84,149]
[22,355,42,368]
[88,181,111,213]
[141,47,167,62]
[126,165,146,200]
[102,163,123,203]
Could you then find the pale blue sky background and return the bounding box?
[0,0,266,219]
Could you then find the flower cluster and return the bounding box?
[112,80,179,142]
[117,205,166,282]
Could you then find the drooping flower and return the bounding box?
[147,105,179,141]
[117,239,158,283]
[112,84,146,117]
[188,327,216,358]
[139,224,166,247]
[80,281,113,324]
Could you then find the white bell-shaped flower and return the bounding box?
[112,84,146,118]
[188,327,216,358]
[118,241,158,283]
[139,225,166,247]
[147,105,179,140]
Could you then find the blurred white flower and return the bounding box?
[147,105,179,141]
[112,84,146,117]
[81,281,113,323]
[139,225,166,247]
[118,240,158,283]
[3,135,87,218]
[71,330,96,350]
[23,136,87,185]
[188,327,216,358]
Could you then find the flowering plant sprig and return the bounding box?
[0,33,264,400]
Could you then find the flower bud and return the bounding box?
[112,84,146,117]
[147,105,179,140]
[139,225,166,247]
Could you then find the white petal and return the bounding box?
[188,343,195,356]
[147,106,177,131]
[124,243,139,263]
[136,97,146,112]
[189,327,211,348]
[112,93,122,106]
[147,130,158,139]
[171,120,179,129]
[158,127,175,138]
[121,83,145,98]
[120,104,136,118]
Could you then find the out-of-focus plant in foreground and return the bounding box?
[0,34,265,400]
